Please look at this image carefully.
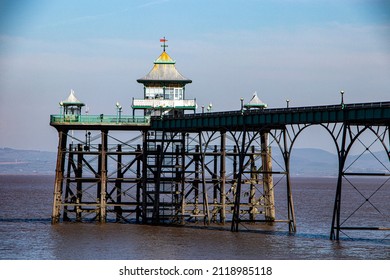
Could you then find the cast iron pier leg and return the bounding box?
[283,128,296,232]
[330,123,347,240]
[52,129,68,224]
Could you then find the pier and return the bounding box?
[50,40,390,240]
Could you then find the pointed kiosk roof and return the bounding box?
[137,50,192,85]
[61,90,85,106]
[244,92,267,109]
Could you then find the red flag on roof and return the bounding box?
[160,38,167,42]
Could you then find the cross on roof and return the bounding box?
[160,37,168,51]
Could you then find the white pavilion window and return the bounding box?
[145,87,163,99]
[174,88,183,100]
[145,86,183,100]
[165,87,174,100]
[165,87,183,100]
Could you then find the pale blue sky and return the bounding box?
[0,0,389,151]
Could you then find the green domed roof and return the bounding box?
[137,51,192,85]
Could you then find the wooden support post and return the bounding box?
[153,144,162,224]
[194,145,200,219]
[136,144,142,223]
[52,130,68,224]
[63,144,73,221]
[97,144,102,211]
[212,145,218,222]
[199,134,210,225]
[220,131,226,224]
[213,145,218,204]
[99,130,108,223]
[249,145,257,221]
[141,131,148,223]
[76,144,83,221]
[231,130,246,232]
[233,145,238,186]
[180,133,186,224]
[175,144,181,218]
[261,132,275,222]
[115,144,123,222]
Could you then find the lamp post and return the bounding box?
[202,105,204,113]
[116,102,122,123]
[340,90,345,109]
[240,97,244,111]
[286,99,290,108]
[59,101,64,116]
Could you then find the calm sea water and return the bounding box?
[0,175,388,260]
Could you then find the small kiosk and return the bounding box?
[60,89,85,122]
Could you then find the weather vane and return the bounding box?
[160,37,168,51]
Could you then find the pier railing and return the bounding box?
[50,114,151,126]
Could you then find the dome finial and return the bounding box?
[160,37,168,51]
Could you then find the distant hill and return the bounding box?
[283,147,388,177]
[289,148,339,177]
[0,148,56,175]
[0,147,388,177]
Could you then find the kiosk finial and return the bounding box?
[160,37,168,51]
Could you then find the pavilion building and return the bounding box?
[132,38,196,117]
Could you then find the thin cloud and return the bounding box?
[137,0,170,8]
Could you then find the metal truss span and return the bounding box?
[330,124,390,240]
